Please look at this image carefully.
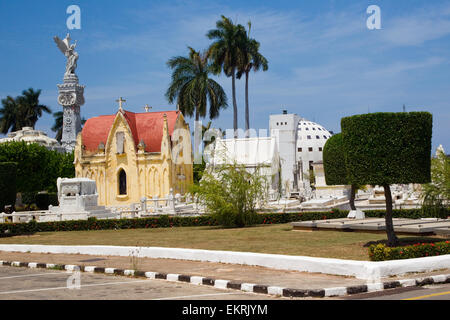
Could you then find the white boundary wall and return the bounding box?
[0,244,448,280]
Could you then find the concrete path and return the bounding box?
[1,251,449,299]
[0,265,279,300]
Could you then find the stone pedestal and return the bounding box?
[57,74,85,152]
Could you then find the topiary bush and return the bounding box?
[0,162,17,212]
[341,112,432,186]
[341,112,433,246]
[323,133,347,186]
[322,133,359,210]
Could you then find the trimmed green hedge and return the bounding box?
[341,112,432,186]
[323,133,348,185]
[0,162,17,211]
[0,208,448,236]
[369,241,450,261]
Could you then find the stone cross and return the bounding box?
[116,97,126,110]
[144,104,151,112]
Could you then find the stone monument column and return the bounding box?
[54,33,85,152]
[58,74,84,152]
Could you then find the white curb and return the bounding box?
[214,279,229,289]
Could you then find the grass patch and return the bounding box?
[0,223,444,261]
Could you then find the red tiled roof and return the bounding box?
[81,110,180,153]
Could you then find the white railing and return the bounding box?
[0,192,204,224]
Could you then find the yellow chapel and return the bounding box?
[74,102,193,207]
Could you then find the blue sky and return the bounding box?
[0,0,449,152]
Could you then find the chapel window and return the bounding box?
[119,169,127,195]
[116,132,125,154]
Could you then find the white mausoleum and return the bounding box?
[0,127,65,152]
[209,110,333,198]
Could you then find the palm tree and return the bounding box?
[166,47,228,162]
[19,88,52,129]
[237,21,268,137]
[166,47,228,122]
[207,16,246,138]
[0,96,20,134]
[51,111,63,142]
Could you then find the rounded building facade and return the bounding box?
[295,119,332,174]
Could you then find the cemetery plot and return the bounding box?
[292,218,450,236]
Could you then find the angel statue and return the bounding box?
[53,33,79,77]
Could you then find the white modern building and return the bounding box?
[269,110,333,195]
[209,110,333,199]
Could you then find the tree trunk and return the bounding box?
[245,71,250,138]
[350,184,356,210]
[231,69,238,139]
[383,184,399,247]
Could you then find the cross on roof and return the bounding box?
[144,104,152,112]
[116,97,126,110]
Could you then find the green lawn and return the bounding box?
[0,223,443,260]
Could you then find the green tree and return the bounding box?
[166,47,227,122]
[237,21,268,136]
[421,147,450,217]
[0,141,74,193]
[166,47,227,163]
[51,111,63,142]
[0,88,51,133]
[341,112,432,247]
[207,16,246,138]
[0,162,17,211]
[0,96,20,134]
[19,88,52,129]
[191,161,268,227]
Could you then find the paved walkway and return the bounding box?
[1,251,448,291]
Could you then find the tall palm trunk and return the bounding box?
[244,71,249,138]
[383,184,399,247]
[231,68,238,139]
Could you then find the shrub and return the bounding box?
[368,241,450,261]
[0,162,17,212]
[0,208,448,236]
[191,162,267,227]
[21,191,36,206]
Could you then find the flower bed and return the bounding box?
[368,241,450,261]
